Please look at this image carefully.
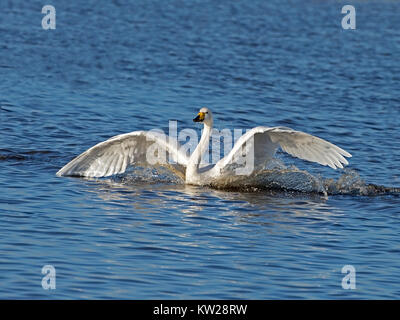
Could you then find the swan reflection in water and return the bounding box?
[79,174,342,228]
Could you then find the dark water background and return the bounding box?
[0,0,399,299]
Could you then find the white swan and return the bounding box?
[57,107,352,186]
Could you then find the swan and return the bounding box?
[57,107,352,186]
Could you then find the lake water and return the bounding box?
[0,0,399,299]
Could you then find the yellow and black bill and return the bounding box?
[193,112,205,122]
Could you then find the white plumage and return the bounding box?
[57,107,351,186]
[56,131,188,179]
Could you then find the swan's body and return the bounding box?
[57,108,352,186]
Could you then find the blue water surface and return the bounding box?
[0,0,399,299]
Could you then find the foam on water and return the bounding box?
[100,160,400,196]
[211,167,400,196]
[1,148,397,196]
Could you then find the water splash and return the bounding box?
[323,170,400,196]
[213,167,400,196]
[0,142,385,197]
[111,166,184,185]
[72,158,399,196]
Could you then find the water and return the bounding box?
[1,0,400,299]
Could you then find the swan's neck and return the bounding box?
[186,123,212,182]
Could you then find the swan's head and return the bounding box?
[193,107,213,126]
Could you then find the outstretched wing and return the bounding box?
[57,130,189,178]
[215,126,352,173]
